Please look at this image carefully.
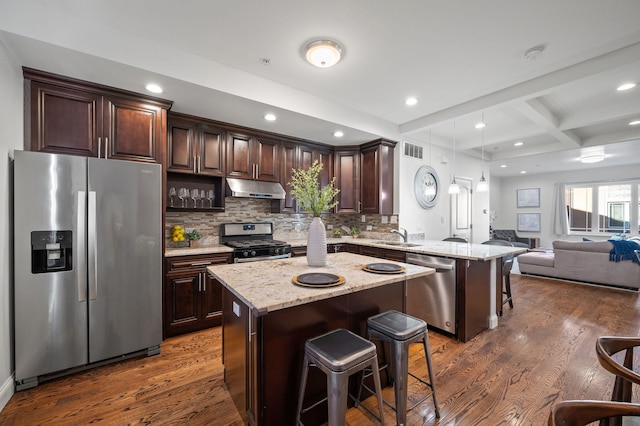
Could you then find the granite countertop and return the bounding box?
[166,237,526,260]
[207,252,433,316]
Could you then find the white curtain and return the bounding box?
[553,182,570,236]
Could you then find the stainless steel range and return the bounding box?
[221,222,291,263]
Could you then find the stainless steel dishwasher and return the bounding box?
[406,253,457,334]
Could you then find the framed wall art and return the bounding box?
[517,213,541,232]
[517,188,540,208]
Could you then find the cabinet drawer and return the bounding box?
[167,253,232,272]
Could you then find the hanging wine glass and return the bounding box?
[200,189,206,208]
[207,189,215,208]
[168,187,176,207]
[190,188,200,208]
[178,188,188,208]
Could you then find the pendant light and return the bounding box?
[476,113,489,192]
[448,121,460,194]
[424,129,436,197]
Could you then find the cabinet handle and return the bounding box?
[198,156,202,173]
[190,261,212,266]
[105,137,109,158]
[193,155,197,173]
[198,273,202,292]
[97,137,102,159]
[358,201,362,213]
[202,273,206,292]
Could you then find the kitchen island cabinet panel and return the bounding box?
[221,280,403,426]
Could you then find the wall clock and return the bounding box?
[414,165,440,209]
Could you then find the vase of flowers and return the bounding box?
[289,160,340,267]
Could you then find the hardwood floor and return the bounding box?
[2,274,640,425]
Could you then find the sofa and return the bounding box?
[492,229,533,249]
[517,240,640,289]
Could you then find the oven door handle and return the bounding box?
[235,253,291,263]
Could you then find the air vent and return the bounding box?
[403,142,423,159]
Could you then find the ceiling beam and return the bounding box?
[515,98,582,148]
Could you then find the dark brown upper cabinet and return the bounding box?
[227,132,280,182]
[24,68,171,164]
[360,139,396,215]
[167,113,225,176]
[334,147,361,214]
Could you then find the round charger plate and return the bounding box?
[292,273,345,288]
[362,263,406,274]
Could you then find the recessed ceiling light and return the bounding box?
[500,164,507,168]
[145,83,163,94]
[333,130,344,138]
[514,141,524,147]
[580,154,605,164]
[630,120,640,126]
[617,82,636,91]
[304,40,343,68]
[475,122,486,129]
[264,113,276,121]
[405,97,418,106]
[520,170,527,174]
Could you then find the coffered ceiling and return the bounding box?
[1,0,639,177]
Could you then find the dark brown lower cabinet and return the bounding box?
[222,281,404,426]
[164,253,232,338]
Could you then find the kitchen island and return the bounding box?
[207,252,433,426]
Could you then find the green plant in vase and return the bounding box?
[349,227,361,238]
[289,160,340,266]
[186,229,203,247]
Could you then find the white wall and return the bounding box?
[0,34,23,411]
[397,140,490,243]
[493,164,640,247]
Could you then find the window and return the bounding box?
[565,181,639,235]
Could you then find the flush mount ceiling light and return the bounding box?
[304,40,343,68]
[333,130,344,138]
[264,113,276,121]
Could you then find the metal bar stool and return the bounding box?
[359,310,440,426]
[296,328,385,426]
[482,239,515,315]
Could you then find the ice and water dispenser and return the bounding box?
[31,230,73,273]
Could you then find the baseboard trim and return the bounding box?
[0,373,15,413]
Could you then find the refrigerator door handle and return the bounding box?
[77,191,87,302]
[88,191,98,300]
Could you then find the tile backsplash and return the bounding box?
[166,197,399,247]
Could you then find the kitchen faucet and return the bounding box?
[390,227,408,242]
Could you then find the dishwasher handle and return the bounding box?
[423,263,454,272]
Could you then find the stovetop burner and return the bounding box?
[220,222,292,262]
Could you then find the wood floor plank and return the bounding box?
[2,274,640,425]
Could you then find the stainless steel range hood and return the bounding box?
[226,178,286,199]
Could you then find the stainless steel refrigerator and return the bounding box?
[13,150,162,390]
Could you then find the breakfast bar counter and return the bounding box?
[207,252,433,315]
[207,252,433,426]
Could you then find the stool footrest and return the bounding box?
[360,370,436,413]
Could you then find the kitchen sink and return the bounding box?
[373,241,422,247]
